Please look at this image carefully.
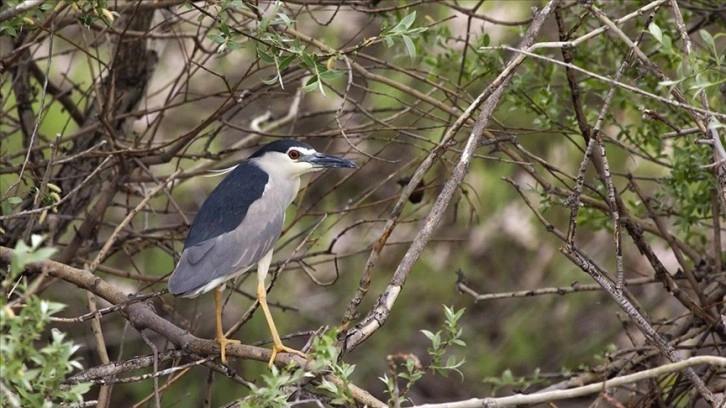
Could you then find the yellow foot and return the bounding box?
[216,336,241,365]
[268,344,307,367]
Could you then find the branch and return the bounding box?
[0,0,46,24]
[561,245,718,405]
[482,46,726,121]
[668,0,726,212]
[416,356,726,408]
[342,0,557,351]
[456,272,678,301]
[0,247,385,408]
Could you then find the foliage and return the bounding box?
[381,306,467,406]
[239,329,356,406]
[482,368,543,395]
[380,11,427,62]
[420,305,466,377]
[1,237,89,407]
[0,1,53,37]
[1,0,725,406]
[239,364,313,408]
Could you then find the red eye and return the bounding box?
[288,150,300,160]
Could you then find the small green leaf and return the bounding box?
[2,25,18,37]
[25,248,58,264]
[226,41,243,51]
[420,329,436,342]
[318,378,338,394]
[301,77,320,93]
[257,49,274,63]
[300,53,316,69]
[278,54,296,70]
[699,29,715,48]
[318,69,343,81]
[208,34,225,44]
[662,34,673,54]
[479,33,490,47]
[648,23,662,44]
[391,11,416,34]
[657,78,682,88]
[402,35,416,61]
[276,12,293,26]
[261,75,280,85]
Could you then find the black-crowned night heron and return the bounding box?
[168,140,356,365]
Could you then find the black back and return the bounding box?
[184,160,268,248]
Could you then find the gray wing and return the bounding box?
[168,209,284,297]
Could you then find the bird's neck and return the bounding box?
[264,170,301,209]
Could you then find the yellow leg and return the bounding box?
[257,281,306,367]
[214,286,240,364]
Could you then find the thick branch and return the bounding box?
[0,246,385,408]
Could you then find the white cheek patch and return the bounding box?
[254,149,319,178]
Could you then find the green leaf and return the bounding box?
[699,29,715,48]
[657,78,683,88]
[257,49,274,63]
[318,378,338,394]
[276,12,293,26]
[662,34,673,54]
[226,41,243,51]
[208,34,225,44]
[452,339,467,347]
[2,25,18,37]
[479,32,490,48]
[300,53,316,69]
[318,69,343,81]
[301,77,320,93]
[22,247,56,265]
[278,54,296,70]
[648,23,662,44]
[402,35,416,61]
[501,369,514,383]
[261,75,280,85]
[420,329,436,342]
[391,11,416,34]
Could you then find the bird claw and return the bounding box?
[216,336,241,365]
[268,344,307,367]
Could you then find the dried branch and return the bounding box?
[0,246,385,408]
[342,0,557,352]
[416,356,726,408]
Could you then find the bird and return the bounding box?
[168,139,357,366]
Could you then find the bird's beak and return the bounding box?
[303,152,358,169]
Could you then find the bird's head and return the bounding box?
[250,140,357,177]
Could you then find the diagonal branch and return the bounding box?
[341,0,558,352]
[0,246,385,408]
